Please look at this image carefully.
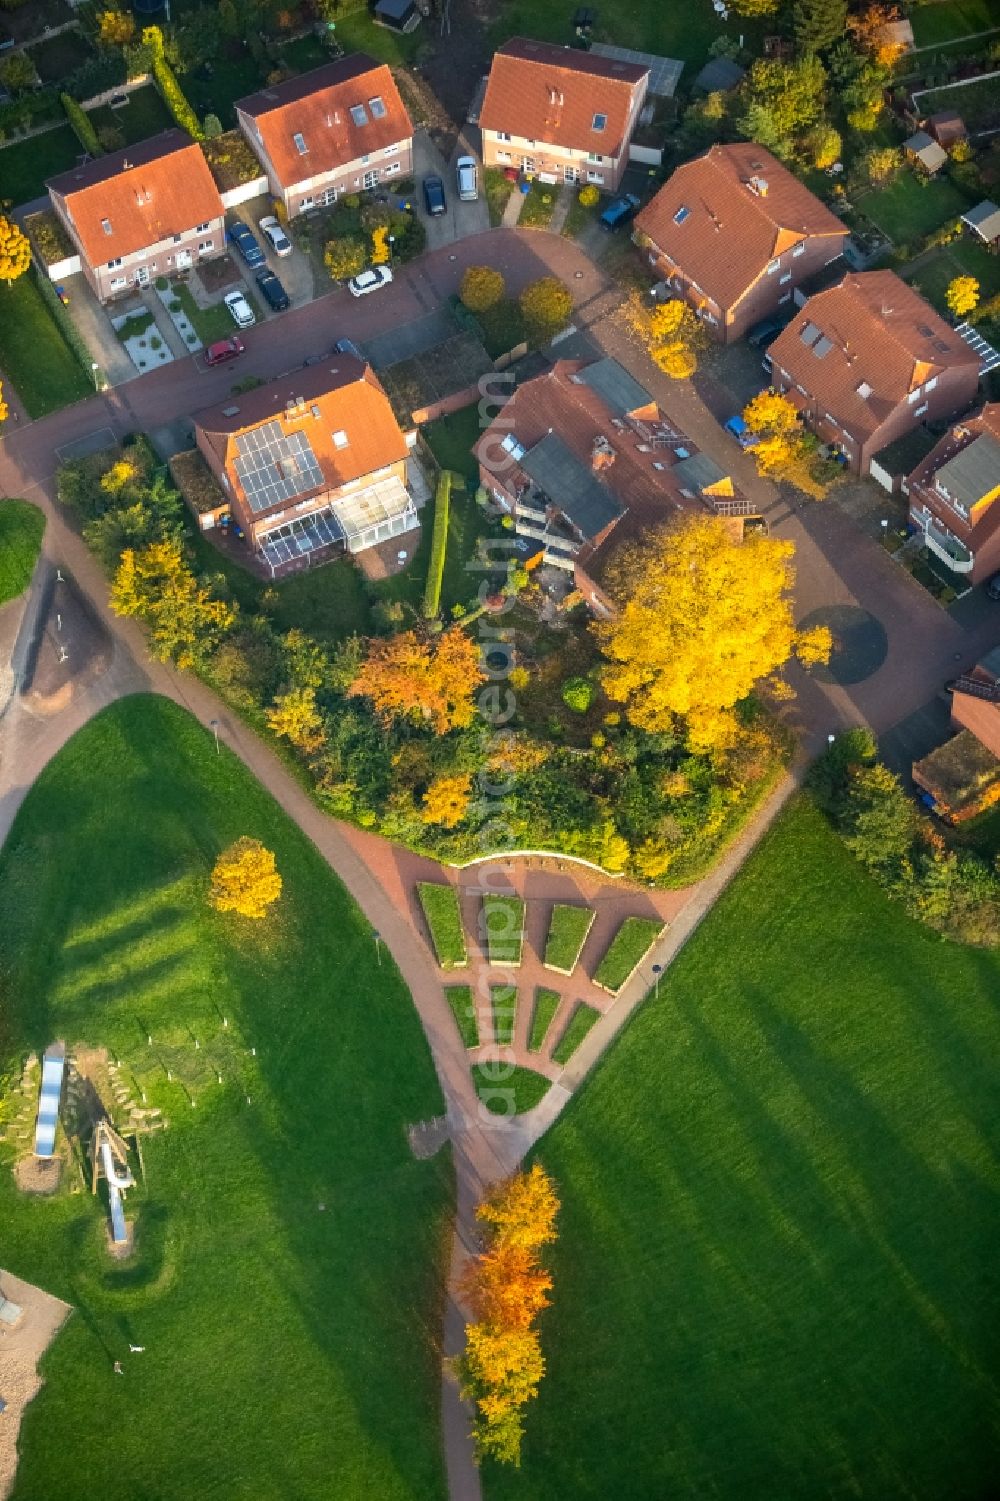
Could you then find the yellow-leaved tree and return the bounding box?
[266,685,325,752]
[742,388,830,499]
[97,8,135,45]
[593,513,831,751]
[0,380,8,424]
[421,771,473,827]
[0,217,31,287]
[209,837,282,920]
[945,275,979,320]
[622,292,703,379]
[110,538,235,668]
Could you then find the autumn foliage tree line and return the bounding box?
[58,438,827,883]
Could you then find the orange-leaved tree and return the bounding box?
[421,771,474,827]
[0,217,31,287]
[209,837,282,920]
[348,628,485,733]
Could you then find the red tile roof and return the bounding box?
[634,143,846,313]
[236,54,412,190]
[767,270,981,443]
[46,130,223,266]
[196,357,408,518]
[479,37,647,158]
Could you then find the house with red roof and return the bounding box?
[46,130,225,303]
[479,38,649,194]
[633,143,848,343]
[903,403,1000,583]
[235,55,413,219]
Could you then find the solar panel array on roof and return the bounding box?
[233,421,324,514]
[259,505,345,570]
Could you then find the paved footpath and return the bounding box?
[2,224,999,1501]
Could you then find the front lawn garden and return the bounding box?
[543,905,594,975]
[0,269,91,417]
[550,1002,600,1066]
[0,695,451,1501]
[168,280,260,346]
[483,895,525,966]
[856,172,971,247]
[592,917,663,994]
[489,0,768,66]
[0,500,44,604]
[518,181,561,230]
[485,167,515,227]
[473,1064,552,1114]
[489,797,1000,1500]
[418,882,468,969]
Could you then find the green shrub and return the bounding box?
[445,984,478,1047]
[482,895,525,966]
[153,56,202,140]
[544,904,594,973]
[490,983,517,1046]
[528,987,561,1052]
[417,881,467,968]
[593,917,663,994]
[422,469,452,619]
[60,92,102,157]
[551,1002,600,1065]
[562,676,593,712]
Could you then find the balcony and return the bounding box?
[923,515,973,573]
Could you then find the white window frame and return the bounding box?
[383,143,398,157]
[109,275,127,290]
[792,242,806,257]
[915,402,929,417]
[767,258,779,274]
[586,170,604,184]
[497,150,511,161]
[362,169,378,189]
[925,376,938,392]
[196,220,211,232]
[497,131,512,142]
[107,256,123,269]
[385,161,400,175]
[907,388,921,404]
[299,195,314,211]
[564,165,578,183]
[521,156,536,173]
[198,239,214,253]
[779,272,792,284]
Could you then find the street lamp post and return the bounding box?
[90,361,100,392]
[373,928,382,966]
[652,962,663,999]
[210,718,220,755]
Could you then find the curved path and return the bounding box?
[2,224,992,1501]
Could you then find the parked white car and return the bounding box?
[456,155,478,201]
[224,289,256,328]
[259,214,293,257]
[348,265,394,298]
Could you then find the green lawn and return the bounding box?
[550,1002,600,1066]
[485,167,515,228]
[0,124,80,207]
[417,881,468,969]
[0,695,451,1501]
[528,989,561,1053]
[422,407,483,487]
[27,27,94,83]
[858,172,971,247]
[518,181,561,230]
[473,1064,552,1115]
[0,270,92,417]
[910,239,1000,325]
[326,11,420,65]
[592,916,663,994]
[489,0,766,66]
[168,280,261,346]
[543,905,594,975]
[0,499,44,604]
[915,76,1000,134]
[488,797,1000,1500]
[445,984,479,1048]
[184,53,266,129]
[910,0,999,45]
[483,895,525,966]
[87,86,173,147]
[491,984,518,1046]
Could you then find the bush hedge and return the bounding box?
[543,904,594,974]
[422,469,452,620]
[152,56,202,140]
[593,917,663,994]
[417,881,467,969]
[61,92,103,156]
[483,895,525,966]
[551,1001,600,1065]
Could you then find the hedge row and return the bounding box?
[152,56,202,140]
[61,92,103,157]
[422,468,452,620]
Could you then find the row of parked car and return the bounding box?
[226,217,293,327]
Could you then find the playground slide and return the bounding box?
[100,1139,134,1191]
[34,1044,66,1158]
[101,1141,133,1246]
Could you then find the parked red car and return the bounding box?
[205,336,246,366]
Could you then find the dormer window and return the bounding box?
[350,104,368,126]
[673,206,690,225]
[293,132,308,154]
[102,218,113,235]
[369,96,386,118]
[332,429,349,448]
[592,112,607,131]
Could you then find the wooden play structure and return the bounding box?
[89,1120,134,1246]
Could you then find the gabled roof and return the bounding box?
[236,54,412,189]
[634,143,846,314]
[479,37,647,158]
[520,433,624,539]
[963,200,1000,241]
[926,110,966,145]
[907,404,1000,546]
[934,432,1000,509]
[46,130,223,266]
[195,357,408,519]
[904,131,948,170]
[575,357,655,418]
[767,270,981,443]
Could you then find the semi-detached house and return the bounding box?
[235,55,413,219]
[479,38,649,194]
[633,143,848,343]
[46,130,225,304]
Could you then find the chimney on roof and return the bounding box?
[591,434,615,472]
[747,175,769,196]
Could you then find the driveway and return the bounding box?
[57,273,137,388]
[225,201,315,318]
[412,128,490,250]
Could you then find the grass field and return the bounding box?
[489,0,766,67]
[488,797,1000,1501]
[0,696,451,1501]
[592,916,662,993]
[0,270,92,417]
[518,181,561,230]
[528,989,561,1053]
[0,500,44,605]
[910,0,999,44]
[87,86,173,148]
[910,239,1000,338]
[857,172,971,246]
[0,124,80,207]
[550,1002,600,1066]
[543,905,594,974]
[417,882,468,969]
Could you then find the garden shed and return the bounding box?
[374,0,420,32]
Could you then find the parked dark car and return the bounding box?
[204,335,246,366]
[228,220,265,270]
[986,573,1000,601]
[334,336,365,361]
[422,174,446,216]
[747,311,795,349]
[599,193,640,231]
[256,267,290,311]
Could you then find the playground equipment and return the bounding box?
[33,1043,66,1158]
[90,1120,135,1246]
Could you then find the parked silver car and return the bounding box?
[456,155,478,202]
